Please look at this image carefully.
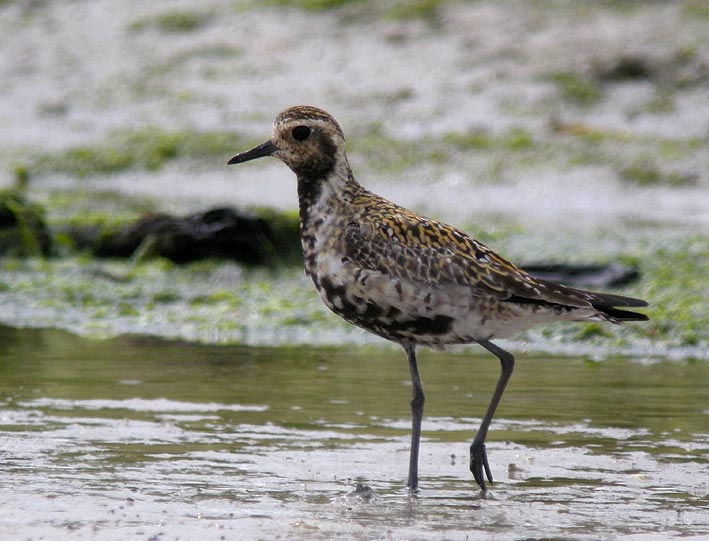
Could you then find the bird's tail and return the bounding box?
[528,278,650,323]
[586,292,649,322]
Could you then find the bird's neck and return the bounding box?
[296,158,361,227]
[297,159,363,276]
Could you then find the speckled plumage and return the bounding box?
[228,105,649,493]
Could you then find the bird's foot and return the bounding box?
[469,438,493,492]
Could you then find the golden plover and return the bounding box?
[228,105,648,492]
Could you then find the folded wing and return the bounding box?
[343,211,648,322]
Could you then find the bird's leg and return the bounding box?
[403,342,424,491]
[470,339,515,492]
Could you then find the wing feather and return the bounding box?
[342,211,647,315]
[343,212,544,298]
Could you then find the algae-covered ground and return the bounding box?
[0,212,705,360]
[0,0,708,359]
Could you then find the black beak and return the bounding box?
[227,140,278,165]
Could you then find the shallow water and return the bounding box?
[1,326,707,540]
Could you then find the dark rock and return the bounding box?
[594,55,655,81]
[68,207,300,265]
[592,50,708,87]
[522,262,640,288]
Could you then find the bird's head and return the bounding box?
[228,105,347,180]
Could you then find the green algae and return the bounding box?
[443,127,535,153]
[347,126,541,178]
[619,163,695,187]
[545,125,705,181]
[349,127,703,185]
[18,129,243,178]
[128,10,212,33]
[8,118,704,191]
[41,190,158,223]
[266,0,451,21]
[0,187,704,357]
[0,223,705,358]
[267,0,366,11]
[0,190,51,257]
[683,0,709,20]
[640,91,677,114]
[549,72,603,106]
[639,235,708,349]
[385,0,445,21]
[33,190,160,256]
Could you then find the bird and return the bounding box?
[227,105,649,493]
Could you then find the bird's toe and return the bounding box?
[470,439,493,492]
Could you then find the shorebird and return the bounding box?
[228,106,648,492]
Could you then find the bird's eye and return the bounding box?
[292,126,311,141]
